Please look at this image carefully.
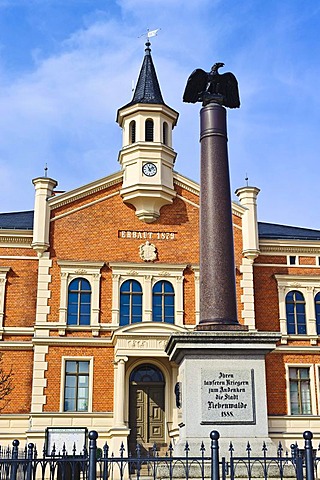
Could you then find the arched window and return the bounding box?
[315,292,320,334]
[152,280,174,324]
[162,122,168,145]
[286,290,306,334]
[67,278,91,326]
[129,120,136,144]
[120,280,142,326]
[145,119,154,141]
[130,364,164,383]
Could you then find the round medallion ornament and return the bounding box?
[142,162,157,177]
[139,241,157,262]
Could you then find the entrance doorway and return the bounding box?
[129,364,165,454]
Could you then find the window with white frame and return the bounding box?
[152,280,175,323]
[61,357,93,412]
[285,290,306,334]
[275,275,320,336]
[120,279,143,326]
[57,260,104,329]
[288,366,312,415]
[67,278,92,326]
[109,262,186,327]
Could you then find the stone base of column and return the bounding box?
[195,322,248,331]
[166,331,281,455]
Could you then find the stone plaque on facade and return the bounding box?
[201,368,256,424]
[46,427,87,455]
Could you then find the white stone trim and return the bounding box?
[48,171,123,209]
[285,363,317,416]
[268,415,320,450]
[113,356,128,427]
[235,186,260,258]
[31,345,49,413]
[57,260,104,335]
[0,231,33,248]
[51,191,120,222]
[34,253,52,328]
[275,275,320,337]
[259,239,320,254]
[32,177,57,257]
[0,256,37,260]
[60,356,94,413]
[0,267,10,337]
[109,263,187,327]
[193,266,200,325]
[240,258,256,329]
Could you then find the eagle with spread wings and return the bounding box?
[183,62,240,108]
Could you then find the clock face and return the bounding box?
[142,162,157,177]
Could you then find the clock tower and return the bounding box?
[116,40,179,223]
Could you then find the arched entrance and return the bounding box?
[129,364,165,453]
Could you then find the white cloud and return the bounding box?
[0,1,320,229]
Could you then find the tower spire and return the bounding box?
[128,40,164,107]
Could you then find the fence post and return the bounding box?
[304,431,315,480]
[25,443,34,480]
[10,440,19,480]
[88,431,98,480]
[210,431,220,480]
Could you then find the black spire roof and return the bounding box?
[121,41,165,110]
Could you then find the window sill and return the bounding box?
[59,325,100,337]
[280,335,318,346]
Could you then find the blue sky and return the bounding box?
[0,0,320,229]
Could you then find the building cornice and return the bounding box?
[0,231,33,247]
[49,171,123,210]
[259,239,320,254]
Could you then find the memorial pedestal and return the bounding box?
[166,331,281,455]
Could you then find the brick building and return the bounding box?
[0,41,320,451]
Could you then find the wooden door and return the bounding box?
[129,384,165,453]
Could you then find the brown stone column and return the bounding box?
[197,102,242,329]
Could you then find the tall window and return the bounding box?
[162,122,168,145]
[67,278,91,325]
[289,367,311,415]
[315,292,320,334]
[285,290,306,334]
[64,360,89,412]
[145,119,154,141]
[120,280,142,326]
[129,120,136,143]
[152,280,174,324]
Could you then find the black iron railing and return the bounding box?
[0,430,318,480]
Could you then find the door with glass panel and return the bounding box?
[129,364,165,454]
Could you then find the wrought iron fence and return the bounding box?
[0,430,318,480]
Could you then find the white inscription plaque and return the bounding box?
[201,368,256,424]
[46,428,87,455]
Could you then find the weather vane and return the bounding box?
[138,28,161,42]
[183,63,240,108]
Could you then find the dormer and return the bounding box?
[116,41,179,223]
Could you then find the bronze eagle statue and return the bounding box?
[183,62,240,108]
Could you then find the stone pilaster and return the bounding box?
[31,176,57,257]
[0,267,10,338]
[235,186,260,259]
[35,253,52,328]
[30,345,49,413]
